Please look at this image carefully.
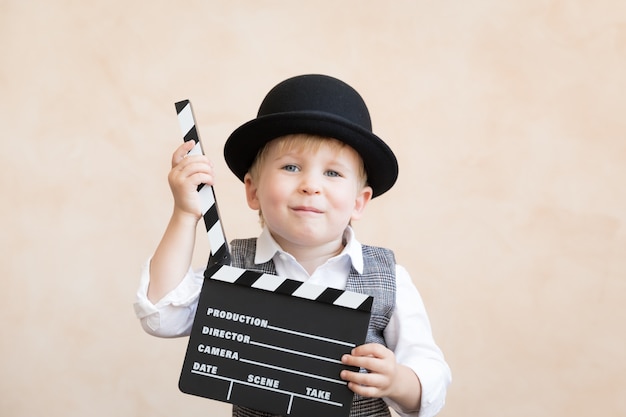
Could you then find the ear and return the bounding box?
[351,185,373,221]
[244,173,261,210]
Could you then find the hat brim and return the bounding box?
[224,111,398,198]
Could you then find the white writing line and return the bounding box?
[287,395,294,414]
[239,358,347,385]
[249,341,343,364]
[190,370,343,407]
[266,325,356,347]
[227,380,234,400]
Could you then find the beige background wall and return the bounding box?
[1,1,625,416]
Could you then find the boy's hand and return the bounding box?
[168,141,215,219]
[340,343,398,398]
[340,343,421,411]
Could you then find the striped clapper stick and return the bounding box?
[174,101,373,417]
[175,100,230,267]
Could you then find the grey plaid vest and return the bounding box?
[230,238,395,417]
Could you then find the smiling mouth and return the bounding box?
[292,206,323,214]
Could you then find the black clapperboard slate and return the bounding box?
[174,100,373,417]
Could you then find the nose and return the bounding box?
[299,173,321,195]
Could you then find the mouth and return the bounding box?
[291,206,323,214]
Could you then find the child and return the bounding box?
[135,74,451,417]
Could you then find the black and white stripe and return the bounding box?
[175,100,230,266]
[208,264,374,312]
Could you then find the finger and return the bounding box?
[173,155,214,180]
[172,140,196,167]
[342,345,388,366]
[350,343,388,358]
[170,163,214,189]
[343,353,396,378]
[347,381,384,398]
[340,370,386,397]
[342,355,381,374]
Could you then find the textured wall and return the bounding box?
[1,1,625,416]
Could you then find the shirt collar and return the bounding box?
[254,226,364,274]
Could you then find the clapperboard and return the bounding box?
[174,101,373,417]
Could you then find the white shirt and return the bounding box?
[134,227,451,417]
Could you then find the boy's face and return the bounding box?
[244,136,373,252]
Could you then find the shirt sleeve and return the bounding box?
[133,258,204,338]
[382,265,451,417]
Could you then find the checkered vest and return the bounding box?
[229,238,396,417]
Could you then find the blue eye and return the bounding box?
[325,170,341,177]
[282,164,299,172]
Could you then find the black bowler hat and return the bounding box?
[223,74,398,198]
